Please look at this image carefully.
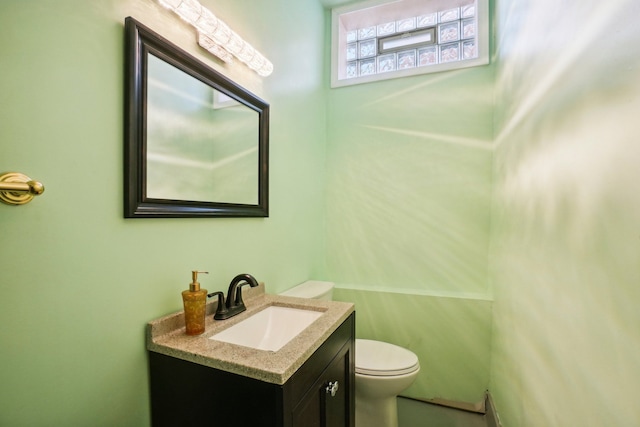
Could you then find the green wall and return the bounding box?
[325,69,494,297]
[490,0,640,425]
[325,7,496,404]
[0,0,327,425]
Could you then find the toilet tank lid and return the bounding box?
[280,280,335,298]
[355,339,420,376]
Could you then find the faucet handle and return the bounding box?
[234,283,247,306]
[207,291,228,320]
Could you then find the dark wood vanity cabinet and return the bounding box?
[148,313,355,427]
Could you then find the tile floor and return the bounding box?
[398,397,488,427]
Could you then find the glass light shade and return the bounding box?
[211,20,232,45]
[258,66,273,77]
[255,58,273,77]
[175,0,202,24]
[198,33,234,63]
[225,33,244,55]
[194,8,218,34]
[158,0,182,10]
[247,54,264,70]
[236,44,257,63]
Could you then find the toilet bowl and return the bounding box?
[280,281,421,427]
[355,339,420,427]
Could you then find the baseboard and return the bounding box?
[401,396,486,414]
[400,391,502,426]
[484,391,502,427]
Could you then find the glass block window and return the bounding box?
[331,0,489,88]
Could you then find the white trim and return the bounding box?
[334,282,493,301]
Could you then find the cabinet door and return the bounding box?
[292,341,352,427]
[321,349,348,427]
[149,352,282,427]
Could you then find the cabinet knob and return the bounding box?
[325,381,339,397]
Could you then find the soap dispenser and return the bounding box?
[182,271,209,336]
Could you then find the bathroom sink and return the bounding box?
[209,305,324,351]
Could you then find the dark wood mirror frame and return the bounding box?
[124,17,269,218]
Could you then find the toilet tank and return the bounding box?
[280,281,335,301]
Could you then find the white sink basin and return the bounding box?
[209,306,324,351]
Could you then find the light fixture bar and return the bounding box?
[157,0,273,76]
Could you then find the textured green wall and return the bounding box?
[325,69,494,297]
[0,0,327,425]
[325,11,496,403]
[490,0,640,425]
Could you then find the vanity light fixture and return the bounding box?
[157,0,274,76]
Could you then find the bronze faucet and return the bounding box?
[208,274,259,320]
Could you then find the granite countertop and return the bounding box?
[146,284,354,385]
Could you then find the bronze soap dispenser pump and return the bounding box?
[182,271,209,335]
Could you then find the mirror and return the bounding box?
[124,17,269,218]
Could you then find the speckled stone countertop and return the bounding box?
[146,284,354,385]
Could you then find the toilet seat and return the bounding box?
[355,339,420,377]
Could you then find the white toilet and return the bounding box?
[281,281,421,427]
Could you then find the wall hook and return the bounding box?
[0,172,45,206]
